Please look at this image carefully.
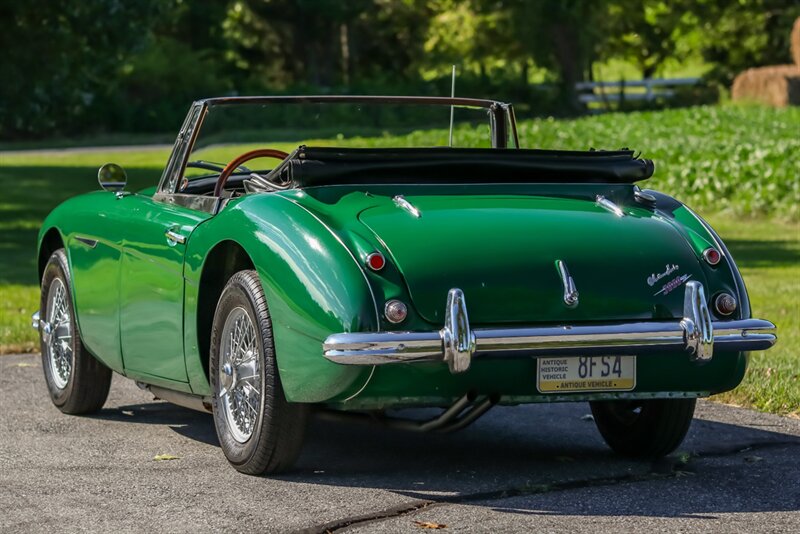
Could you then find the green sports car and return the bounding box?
[33,96,776,474]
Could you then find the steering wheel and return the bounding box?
[214,148,289,197]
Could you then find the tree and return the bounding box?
[506,0,608,109]
[227,0,432,88]
[422,0,526,80]
[600,0,698,79]
[692,0,800,85]
[0,0,162,137]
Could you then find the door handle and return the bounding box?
[165,228,187,245]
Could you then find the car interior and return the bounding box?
[178,145,657,199]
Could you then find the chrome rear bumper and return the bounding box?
[323,281,776,374]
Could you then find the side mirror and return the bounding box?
[97,163,127,192]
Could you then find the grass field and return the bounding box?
[0,104,797,416]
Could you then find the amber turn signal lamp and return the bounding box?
[366,252,386,271]
[702,247,721,266]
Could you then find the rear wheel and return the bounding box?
[39,249,111,414]
[590,398,696,458]
[210,270,308,475]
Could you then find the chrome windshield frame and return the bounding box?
[155,95,519,208]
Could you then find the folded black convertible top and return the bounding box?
[276,146,654,187]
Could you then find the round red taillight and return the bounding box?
[384,299,408,324]
[703,247,721,266]
[366,252,385,271]
[714,293,737,316]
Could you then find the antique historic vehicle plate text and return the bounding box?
[536,356,637,393]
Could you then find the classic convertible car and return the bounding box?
[34,96,776,474]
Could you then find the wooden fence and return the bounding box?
[575,77,701,104]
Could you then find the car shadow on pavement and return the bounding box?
[294,405,800,519]
[92,401,219,446]
[91,399,800,518]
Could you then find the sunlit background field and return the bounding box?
[0,104,797,416]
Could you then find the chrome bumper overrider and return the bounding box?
[323,281,777,374]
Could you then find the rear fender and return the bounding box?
[645,189,751,320]
[183,194,379,402]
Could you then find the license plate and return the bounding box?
[536,356,636,393]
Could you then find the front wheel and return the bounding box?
[39,249,111,414]
[590,398,696,458]
[210,270,308,475]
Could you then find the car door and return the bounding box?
[118,195,210,383]
[118,102,213,384]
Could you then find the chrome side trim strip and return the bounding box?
[153,192,221,215]
[322,283,776,373]
[74,236,98,248]
[393,195,422,218]
[596,195,625,217]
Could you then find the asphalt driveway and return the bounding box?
[1,352,798,533]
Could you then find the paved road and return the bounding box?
[1,353,798,533]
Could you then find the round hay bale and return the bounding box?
[731,65,800,107]
[793,17,800,66]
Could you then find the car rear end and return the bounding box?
[277,148,775,411]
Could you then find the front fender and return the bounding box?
[36,192,127,373]
[183,193,379,402]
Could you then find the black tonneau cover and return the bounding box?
[280,146,654,187]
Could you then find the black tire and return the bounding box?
[210,270,308,475]
[39,249,112,414]
[590,398,696,458]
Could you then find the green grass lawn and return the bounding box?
[705,216,799,417]
[1,104,797,416]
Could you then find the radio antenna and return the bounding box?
[448,65,456,147]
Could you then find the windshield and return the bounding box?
[180,98,510,184]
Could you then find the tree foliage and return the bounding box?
[0,0,797,138]
[0,0,163,136]
[600,1,699,79]
[693,0,800,84]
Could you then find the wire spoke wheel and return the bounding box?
[45,278,73,389]
[218,306,262,443]
[210,270,308,474]
[39,249,111,414]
